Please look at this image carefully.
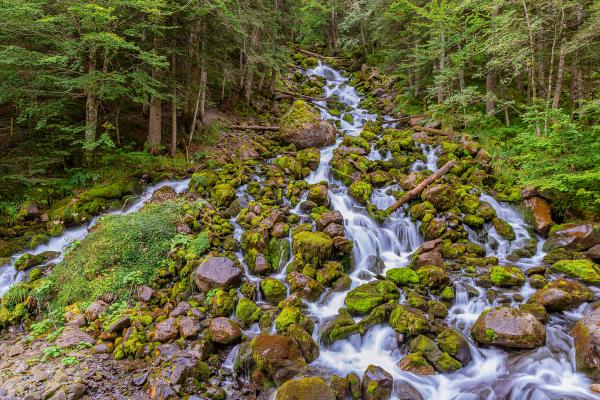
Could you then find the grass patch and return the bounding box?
[41,200,188,312]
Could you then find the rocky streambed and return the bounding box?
[1,60,600,400]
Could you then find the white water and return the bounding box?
[0,178,190,296]
[292,62,596,399]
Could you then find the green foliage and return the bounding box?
[41,200,186,313]
[61,356,78,366]
[3,283,29,310]
[42,345,63,360]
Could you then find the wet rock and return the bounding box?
[55,325,94,347]
[492,218,516,241]
[289,272,325,301]
[154,317,179,342]
[471,307,546,349]
[386,268,419,286]
[292,231,333,267]
[530,288,573,311]
[587,244,600,261]
[366,255,386,274]
[320,311,361,345]
[528,274,548,289]
[551,259,600,285]
[362,365,393,400]
[573,309,600,377]
[287,324,320,362]
[136,285,154,302]
[489,266,526,287]
[251,334,306,385]
[84,300,109,321]
[169,301,191,318]
[194,256,242,293]
[544,223,600,252]
[519,303,549,324]
[14,251,58,271]
[416,265,449,289]
[395,381,424,400]
[437,328,471,365]
[299,200,318,213]
[209,317,242,344]
[279,100,338,149]
[409,335,441,364]
[275,377,336,400]
[179,316,199,338]
[389,305,428,335]
[422,184,455,211]
[414,250,443,268]
[333,236,354,254]
[253,252,271,275]
[260,277,288,304]
[546,278,594,304]
[323,223,345,238]
[344,280,399,315]
[523,197,553,236]
[330,375,350,400]
[107,316,131,334]
[308,184,330,207]
[146,378,178,400]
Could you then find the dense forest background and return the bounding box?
[0,0,599,220]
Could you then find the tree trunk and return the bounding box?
[85,50,98,147]
[148,95,162,154]
[199,67,207,122]
[183,18,202,133]
[170,46,177,157]
[552,41,565,110]
[115,107,121,146]
[437,31,445,104]
[269,67,277,98]
[486,70,496,115]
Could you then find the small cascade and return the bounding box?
[0,178,191,296]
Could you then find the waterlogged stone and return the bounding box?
[275,377,335,400]
[489,266,526,287]
[471,307,546,349]
[551,259,600,285]
[279,100,338,149]
[386,267,420,286]
[389,305,428,335]
[344,280,399,315]
[530,287,573,312]
[251,334,306,385]
[398,352,434,375]
[194,256,242,293]
[362,364,393,400]
[572,309,600,377]
[209,317,242,344]
[292,231,333,267]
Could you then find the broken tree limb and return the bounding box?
[411,125,456,136]
[298,49,346,60]
[385,160,457,214]
[226,125,279,131]
[276,89,336,103]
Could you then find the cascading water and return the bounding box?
[264,61,596,399]
[0,178,190,296]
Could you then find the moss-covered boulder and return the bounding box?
[422,184,455,211]
[435,352,462,372]
[251,334,307,385]
[190,170,218,194]
[260,277,287,305]
[235,297,261,327]
[279,100,337,149]
[492,218,516,241]
[292,231,333,267]
[362,365,393,400]
[288,272,325,301]
[572,308,600,377]
[437,328,471,365]
[397,353,434,375]
[489,266,526,287]
[545,278,594,304]
[308,184,330,207]
[320,311,361,345]
[476,201,496,221]
[471,307,546,349]
[212,183,236,208]
[544,223,600,252]
[297,147,321,171]
[274,155,305,179]
[389,305,428,335]
[386,268,419,287]
[348,181,373,205]
[551,259,600,285]
[275,377,335,400]
[529,287,573,312]
[416,265,449,289]
[344,281,399,315]
[14,251,58,271]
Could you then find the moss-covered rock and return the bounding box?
[471,307,546,349]
[476,202,496,221]
[235,297,261,327]
[437,328,471,365]
[190,170,218,194]
[389,305,428,335]
[397,352,434,375]
[490,266,526,287]
[463,214,485,229]
[207,288,236,317]
[492,218,516,241]
[14,251,57,271]
[260,277,287,305]
[361,364,393,400]
[416,265,449,289]
[422,184,455,211]
[320,310,361,345]
[435,352,462,372]
[251,334,307,385]
[292,231,333,267]
[279,100,337,149]
[308,184,330,207]
[275,377,335,400]
[348,181,373,205]
[297,147,321,171]
[288,272,325,301]
[212,184,236,208]
[386,268,419,286]
[344,280,399,315]
[551,259,600,285]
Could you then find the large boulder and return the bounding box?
[529,287,573,312]
[546,278,594,305]
[279,100,337,149]
[572,309,600,376]
[194,256,243,292]
[344,280,399,315]
[209,317,242,344]
[276,377,336,400]
[523,197,553,237]
[422,184,455,211]
[551,259,600,285]
[489,266,526,287]
[544,223,600,252]
[292,231,334,267]
[471,307,546,349]
[389,305,429,335]
[251,334,306,385]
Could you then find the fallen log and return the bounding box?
[411,125,456,136]
[226,125,279,131]
[382,115,421,125]
[385,160,457,214]
[276,89,336,103]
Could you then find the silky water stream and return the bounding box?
[224,62,598,400]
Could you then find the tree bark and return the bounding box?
[183,18,202,133]
[437,31,446,104]
[148,95,162,154]
[84,50,98,147]
[485,70,496,115]
[552,41,566,110]
[269,67,277,98]
[385,160,457,214]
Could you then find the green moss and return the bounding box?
[342,136,370,153]
[551,259,600,285]
[463,214,485,229]
[348,181,373,205]
[440,286,455,301]
[435,352,462,372]
[14,253,45,271]
[492,218,516,241]
[275,377,335,400]
[292,231,333,267]
[490,266,526,287]
[344,280,399,315]
[190,170,218,194]
[274,307,301,333]
[260,277,287,305]
[386,268,420,286]
[416,265,449,289]
[212,184,236,208]
[297,148,321,170]
[389,305,428,335]
[235,297,261,327]
[29,268,42,282]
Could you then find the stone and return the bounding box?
[260,277,288,304]
[323,223,345,238]
[344,280,399,315]
[146,378,178,400]
[573,309,600,377]
[398,353,434,375]
[136,285,154,302]
[551,259,600,285]
[471,307,546,349]
[279,100,338,149]
[84,300,108,321]
[422,184,455,211]
[251,334,306,385]
[55,326,94,347]
[544,223,600,252]
[492,218,516,241]
[179,316,199,338]
[362,365,393,400]
[209,317,242,344]
[409,335,441,364]
[287,324,320,363]
[389,305,429,335]
[308,184,330,207]
[275,377,336,400]
[414,250,443,268]
[288,272,325,301]
[546,278,594,304]
[489,266,526,287]
[194,256,242,292]
[523,197,553,236]
[293,231,334,267]
[154,318,178,342]
[415,265,449,289]
[107,316,131,334]
[386,268,420,286]
[169,301,191,317]
[530,288,573,311]
[366,255,386,274]
[437,328,471,365]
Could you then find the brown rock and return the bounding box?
[251,334,306,385]
[471,307,546,349]
[169,301,191,317]
[323,223,345,238]
[136,285,154,302]
[209,317,242,344]
[84,300,108,321]
[573,309,600,377]
[545,223,600,251]
[530,288,573,312]
[362,365,393,400]
[523,197,553,237]
[55,326,94,347]
[279,100,338,149]
[154,318,178,342]
[271,222,288,239]
[414,250,443,268]
[194,256,242,293]
[317,210,344,231]
[107,316,131,334]
[333,236,353,254]
[587,244,600,261]
[178,316,199,338]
